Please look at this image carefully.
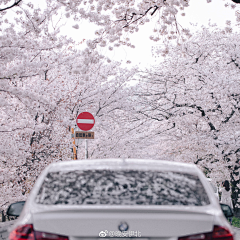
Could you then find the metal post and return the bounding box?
[71,127,77,160]
[85,139,88,159]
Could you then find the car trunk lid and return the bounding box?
[32,207,214,238]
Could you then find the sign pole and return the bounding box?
[85,139,88,159]
[76,112,95,160]
[71,127,77,160]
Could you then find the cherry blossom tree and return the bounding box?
[50,0,240,50]
[0,41,137,208]
[133,28,240,208]
[2,0,239,53]
[1,0,240,212]
[0,0,129,209]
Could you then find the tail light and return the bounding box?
[9,224,35,240]
[212,226,234,240]
[9,224,69,240]
[178,225,234,240]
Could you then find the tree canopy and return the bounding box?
[1,0,240,209]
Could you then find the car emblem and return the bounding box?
[118,221,129,232]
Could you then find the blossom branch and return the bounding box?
[0,0,22,12]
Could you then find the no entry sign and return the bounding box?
[76,112,95,131]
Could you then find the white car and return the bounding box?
[9,159,235,240]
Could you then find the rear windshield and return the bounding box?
[35,170,210,206]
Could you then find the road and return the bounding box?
[234,227,240,239]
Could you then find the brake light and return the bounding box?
[9,224,34,240]
[212,226,234,240]
[9,224,69,240]
[178,225,234,240]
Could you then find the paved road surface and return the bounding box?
[234,227,240,239]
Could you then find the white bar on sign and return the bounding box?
[77,119,94,124]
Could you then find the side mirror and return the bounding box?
[220,203,234,218]
[6,201,25,218]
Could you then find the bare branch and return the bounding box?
[0,0,22,12]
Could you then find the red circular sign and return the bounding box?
[76,112,95,131]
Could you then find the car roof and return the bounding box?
[46,158,200,174]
